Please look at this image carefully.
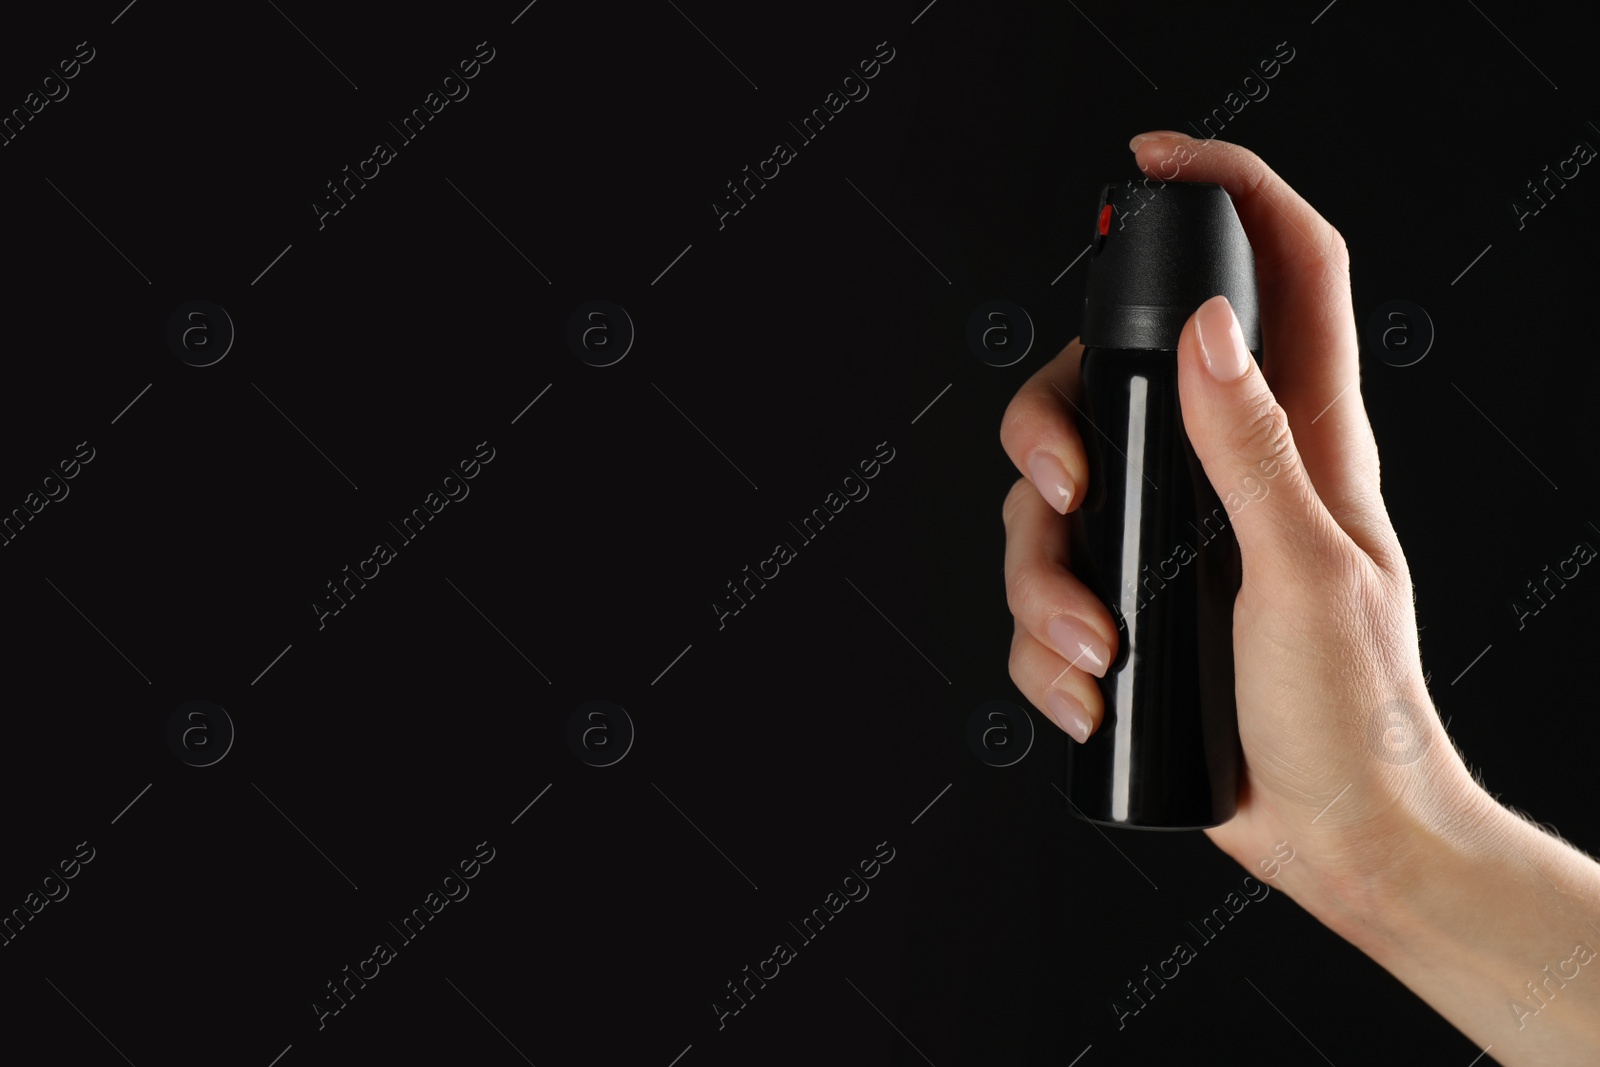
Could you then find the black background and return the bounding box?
[1,1,1596,1064]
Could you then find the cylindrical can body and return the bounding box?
[1064,346,1242,829]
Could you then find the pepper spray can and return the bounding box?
[1063,179,1259,829]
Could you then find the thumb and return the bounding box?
[1177,295,1343,585]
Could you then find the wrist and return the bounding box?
[1293,763,1600,1060]
[1313,768,1515,958]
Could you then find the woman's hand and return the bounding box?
[1001,133,1600,1064]
[999,132,1486,923]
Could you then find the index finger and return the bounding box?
[1128,133,1391,558]
[999,338,1090,516]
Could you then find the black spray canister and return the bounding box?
[1063,179,1259,829]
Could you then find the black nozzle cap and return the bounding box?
[1081,180,1260,352]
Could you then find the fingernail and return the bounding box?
[1195,295,1251,382]
[1046,688,1093,743]
[1046,615,1110,678]
[1027,452,1075,515]
[1128,130,1189,151]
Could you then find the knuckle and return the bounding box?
[1366,525,1412,585]
[1280,219,1349,280]
[1005,559,1042,618]
[1235,392,1296,473]
[999,394,1050,457]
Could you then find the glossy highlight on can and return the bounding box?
[1063,179,1260,829]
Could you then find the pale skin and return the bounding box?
[1000,131,1600,1063]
